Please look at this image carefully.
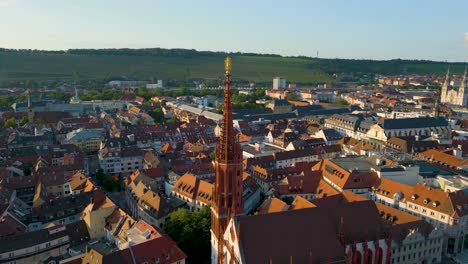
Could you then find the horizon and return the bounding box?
[1,0,467,62]
[2,46,468,64]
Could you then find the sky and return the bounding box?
[0,0,467,61]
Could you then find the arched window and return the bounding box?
[353,251,362,264]
[375,246,383,264]
[364,249,373,264]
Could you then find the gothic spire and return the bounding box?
[211,57,244,264]
[27,90,31,109]
[443,67,450,86]
[216,56,237,163]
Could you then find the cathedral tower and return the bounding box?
[440,68,450,103]
[27,90,34,123]
[458,67,468,106]
[211,57,244,264]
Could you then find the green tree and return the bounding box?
[334,98,349,106]
[286,93,300,101]
[149,108,165,124]
[135,86,150,99]
[103,177,120,192]
[96,169,105,185]
[79,145,89,154]
[20,116,29,126]
[164,207,211,264]
[168,114,179,123]
[4,117,17,128]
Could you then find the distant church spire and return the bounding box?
[440,66,450,103]
[70,87,82,104]
[433,90,441,117]
[27,90,34,123]
[27,90,31,108]
[462,66,468,89]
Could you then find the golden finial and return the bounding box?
[224,56,232,74]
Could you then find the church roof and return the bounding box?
[379,117,448,130]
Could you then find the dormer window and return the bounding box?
[411,194,418,200]
[432,201,439,207]
[423,198,430,205]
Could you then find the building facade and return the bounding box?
[441,68,468,106]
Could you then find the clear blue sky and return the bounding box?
[1,0,467,61]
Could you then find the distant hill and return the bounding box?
[0,48,466,85]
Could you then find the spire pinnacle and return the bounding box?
[224,56,232,74]
[27,90,31,108]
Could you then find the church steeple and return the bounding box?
[458,67,468,106]
[440,67,450,103]
[211,57,244,264]
[461,67,467,89]
[27,90,34,123]
[433,90,441,117]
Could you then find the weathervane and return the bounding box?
[224,56,232,74]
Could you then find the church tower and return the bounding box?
[440,68,450,103]
[27,90,35,123]
[433,90,440,117]
[459,67,468,106]
[211,57,244,264]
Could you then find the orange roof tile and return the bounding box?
[289,196,315,210]
[258,197,289,214]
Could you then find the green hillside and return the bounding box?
[0,48,466,85]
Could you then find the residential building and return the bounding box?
[80,233,186,264]
[366,117,450,146]
[125,170,183,228]
[171,172,261,214]
[81,190,117,239]
[98,139,144,175]
[418,149,468,176]
[0,221,89,264]
[63,128,104,152]
[272,77,286,90]
[370,178,468,254]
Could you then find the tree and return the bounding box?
[103,177,120,192]
[168,114,179,123]
[209,150,216,160]
[334,98,349,106]
[286,93,300,101]
[96,169,105,185]
[164,207,211,264]
[79,145,89,154]
[3,117,17,128]
[149,108,165,124]
[20,116,28,126]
